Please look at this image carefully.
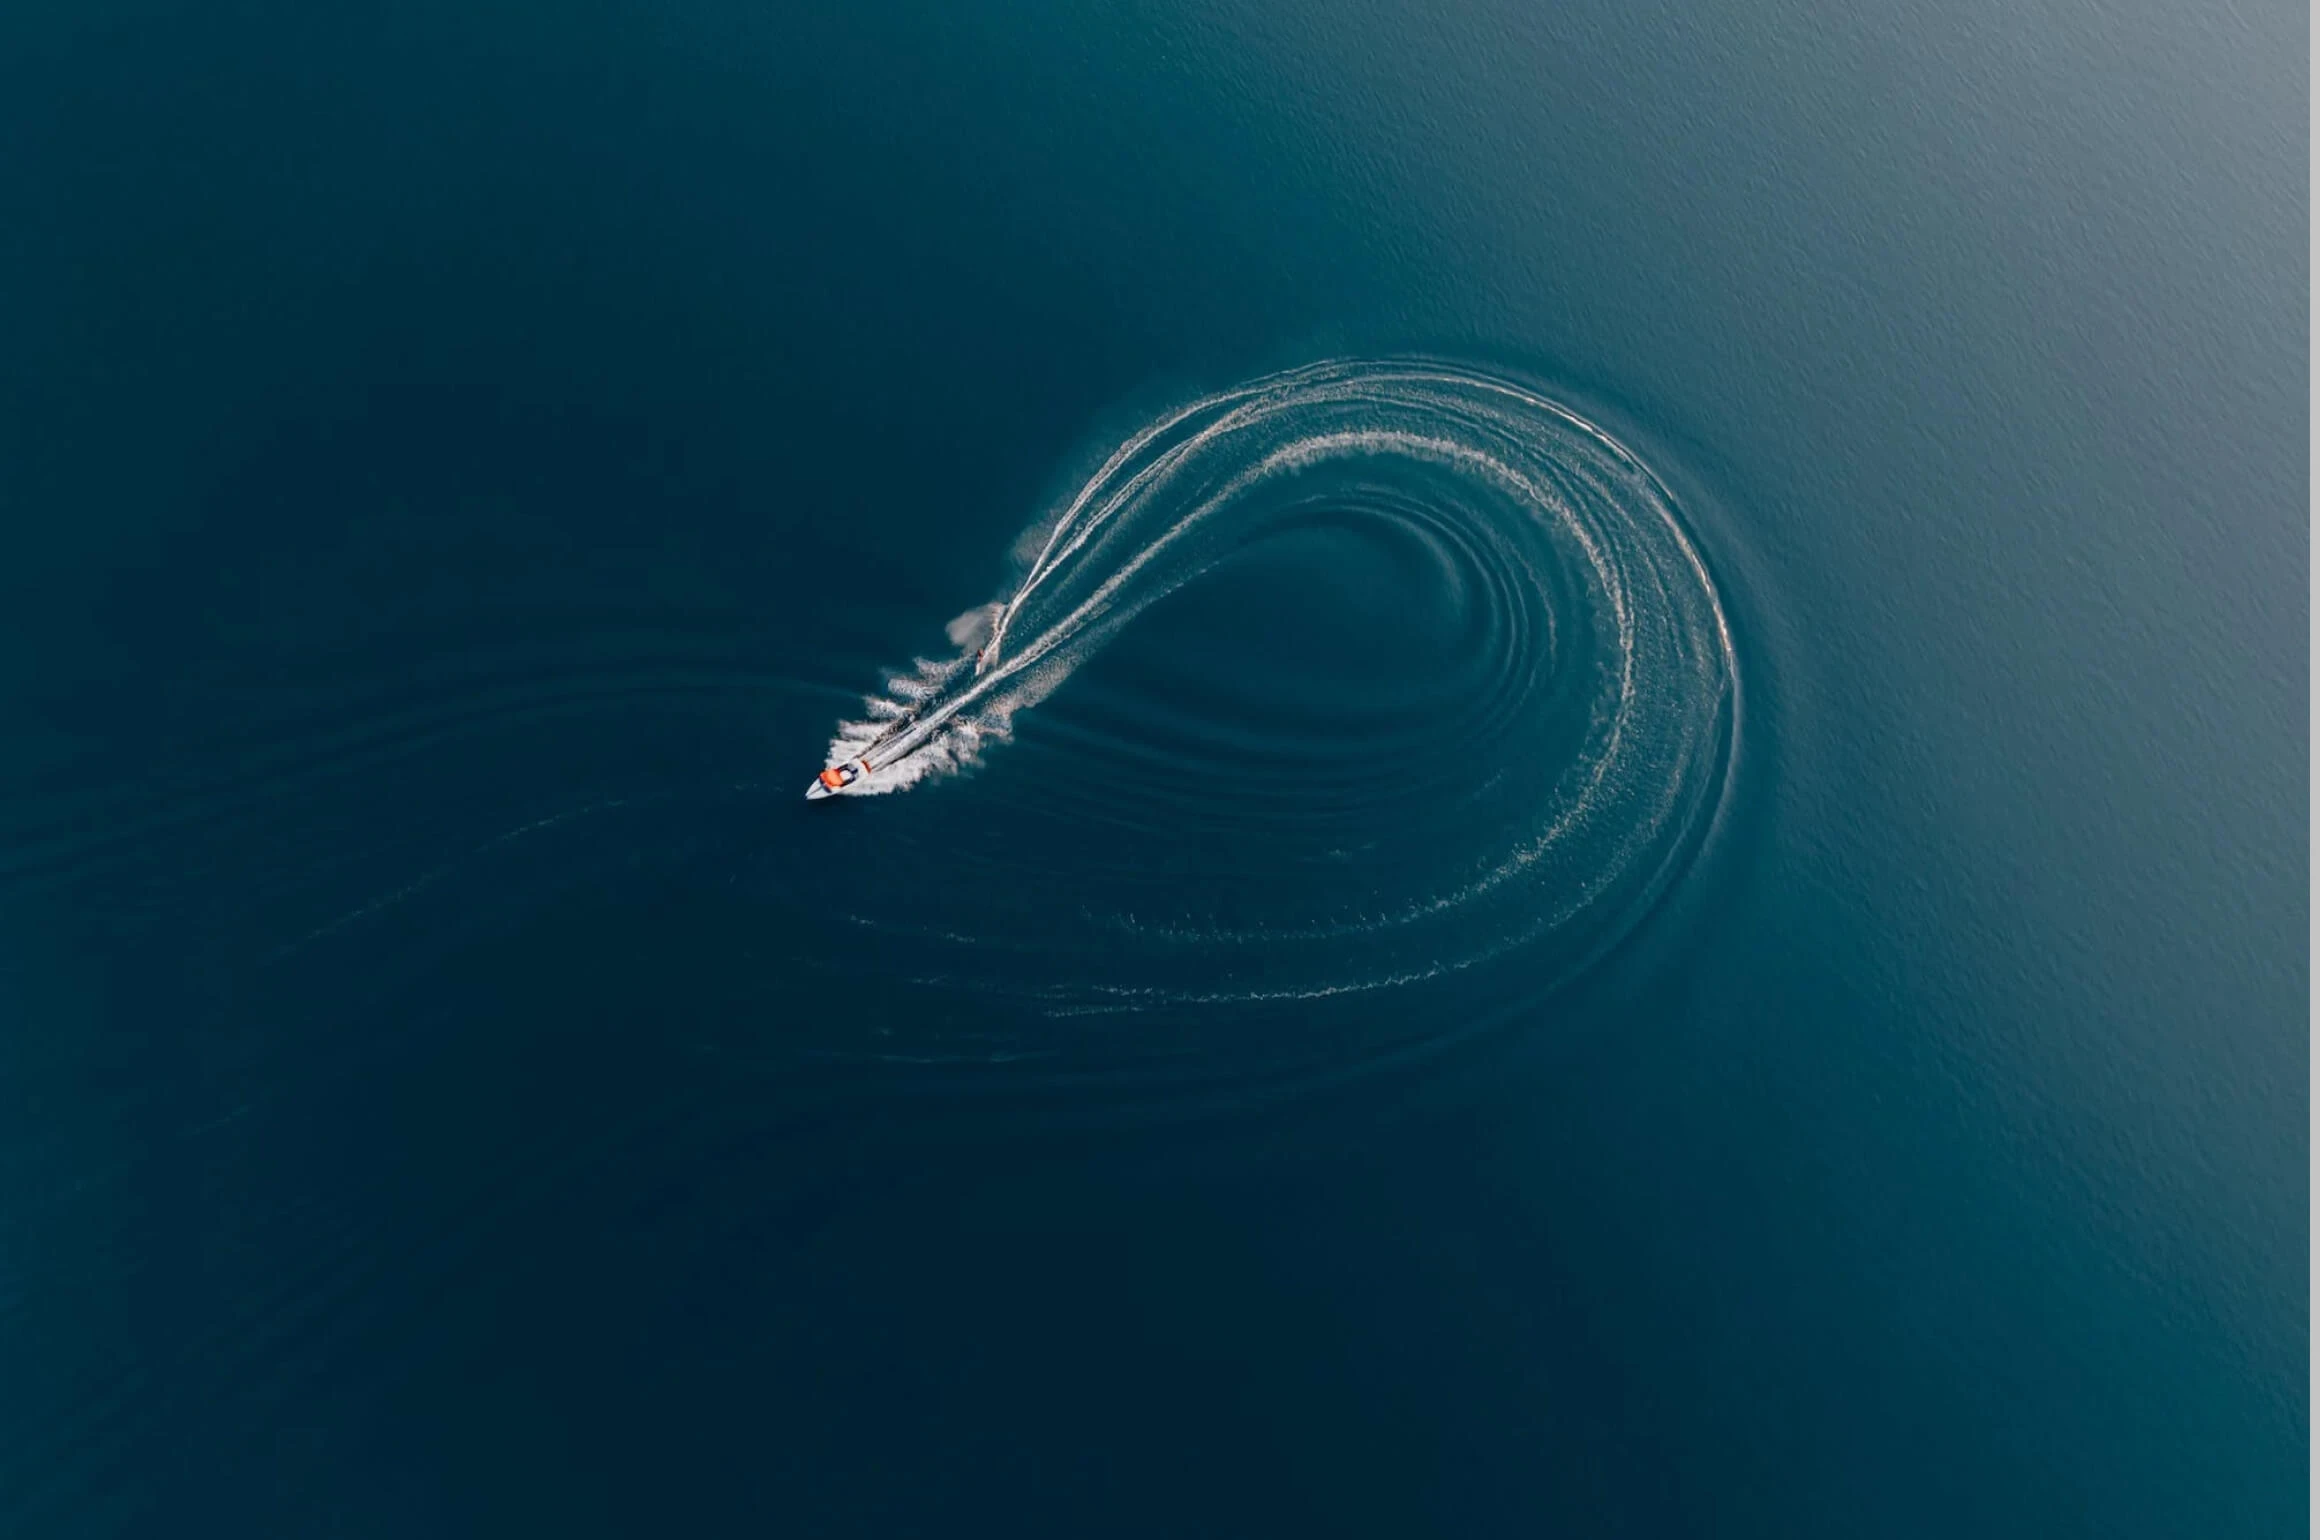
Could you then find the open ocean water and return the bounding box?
[0,1,2305,1535]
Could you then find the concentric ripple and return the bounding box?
[813,359,1737,1058]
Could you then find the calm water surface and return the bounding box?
[0,0,2303,1534]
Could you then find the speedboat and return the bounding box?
[805,758,872,801]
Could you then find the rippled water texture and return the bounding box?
[810,361,1737,1062]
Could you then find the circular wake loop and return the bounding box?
[822,359,1738,1050]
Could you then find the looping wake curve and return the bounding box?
[817,359,1737,1053]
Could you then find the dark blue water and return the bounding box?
[1,2,2304,1534]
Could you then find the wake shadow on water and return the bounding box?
[783,358,1744,1096]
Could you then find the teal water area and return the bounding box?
[0,1,2303,1534]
